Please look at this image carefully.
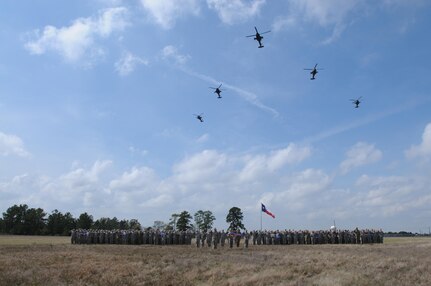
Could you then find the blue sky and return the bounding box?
[1,0,431,232]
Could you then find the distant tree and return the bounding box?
[0,218,5,233]
[2,204,47,235]
[226,207,244,232]
[93,217,119,230]
[76,212,93,229]
[119,219,130,230]
[168,213,180,231]
[194,210,216,233]
[176,211,192,231]
[153,220,166,230]
[47,209,75,235]
[129,219,142,230]
[2,204,29,234]
[23,207,47,235]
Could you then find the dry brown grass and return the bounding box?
[0,236,430,285]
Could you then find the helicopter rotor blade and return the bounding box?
[314,63,318,69]
[304,68,313,70]
[260,30,271,35]
[246,34,255,37]
[218,84,222,89]
[254,26,258,33]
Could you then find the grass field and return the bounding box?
[0,236,430,285]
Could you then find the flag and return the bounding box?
[261,203,275,218]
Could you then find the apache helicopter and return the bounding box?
[304,63,324,80]
[193,113,204,122]
[350,97,363,108]
[246,27,271,48]
[209,84,223,98]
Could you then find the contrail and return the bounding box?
[302,98,428,144]
[180,67,279,118]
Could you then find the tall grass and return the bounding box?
[0,236,430,285]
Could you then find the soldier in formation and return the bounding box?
[71,228,383,246]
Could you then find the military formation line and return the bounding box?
[71,228,383,248]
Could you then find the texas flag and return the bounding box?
[261,203,275,218]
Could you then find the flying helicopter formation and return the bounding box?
[193,113,204,122]
[304,63,323,80]
[194,26,363,123]
[209,84,223,99]
[246,26,271,48]
[351,97,363,108]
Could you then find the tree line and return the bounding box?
[0,204,245,236]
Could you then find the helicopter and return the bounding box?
[350,97,363,108]
[209,84,223,98]
[193,113,204,122]
[304,64,324,80]
[246,27,271,48]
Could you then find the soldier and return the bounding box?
[235,230,241,247]
[244,231,250,248]
[213,229,219,249]
[229,231,234,248]
[207,230,213,248]
[220,230,226,247]
[196,230,201,248]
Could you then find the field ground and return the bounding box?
[0,236,430,285]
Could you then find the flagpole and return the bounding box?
[260,206,262,231]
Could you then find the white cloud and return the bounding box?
[280,0,363,44]
[207,0,266,25]
[340,142,382,174]
[161,45,191,65]
[172,150,228,184]
[351,174,430,217]
[239,143,311,181]
[196,133,210,143]
[25,7,129,63]
[0,132,30,157]
[109,166,158,191]
[405,123,431,159]
[140,0,200,29]
[115,51,148,76]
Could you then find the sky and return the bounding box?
[1,0,431,232]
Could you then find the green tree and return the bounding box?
[167,213,180,231]
[23,207,47,235]
[153,220,166,230]
[129,219,142,230]
[176,211,192,231]
[2,204,47,235]
[226,207,244,232]
[0,218,5,233]
[194,210,216,233]
[2,204,29,234]
[119,219,130,230]
[46,210,76,235]
[76,212,93,229]
[93,217,119,230]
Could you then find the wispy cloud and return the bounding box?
[303,100,423,144]
[139,0,200,29]
[115,51,148,76]
[161,45,191,65]
[275,0,363,44]
[340,142,382,174]
[207,0,266,25]
[24,7,129,64]
[180,67,279,117]
[0,132,30,158]
[405,122,431,159]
